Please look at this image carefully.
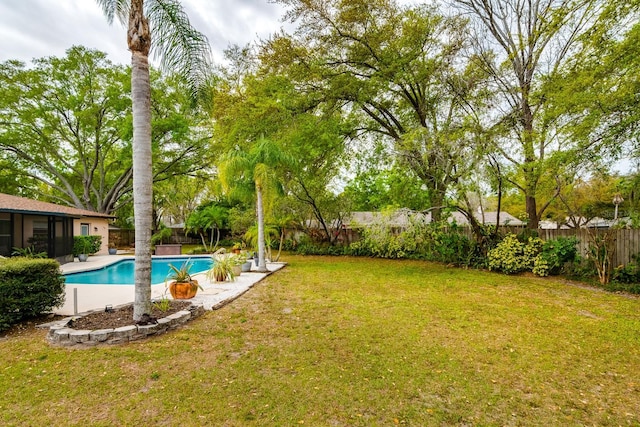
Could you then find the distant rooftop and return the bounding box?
[347,209,525,228]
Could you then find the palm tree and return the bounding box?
[185,204,228,252]
[96,0,211,320]
[219,137,291,272]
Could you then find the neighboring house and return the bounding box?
[0,193,113,263]
[539,217,629,229]
[446,211,526,227]
[328,209,524,244]
[346,209,525,228]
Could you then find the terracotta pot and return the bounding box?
[214,272,227,282]
[169,280,199,299]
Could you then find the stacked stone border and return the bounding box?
[46,303,206,348]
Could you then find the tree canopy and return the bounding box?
[2,0,640,242]
[0,46,212,215]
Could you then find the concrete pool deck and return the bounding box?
[58,255,286,315]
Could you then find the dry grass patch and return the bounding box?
[0,255,638,425]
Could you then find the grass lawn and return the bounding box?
[1,255,639,426]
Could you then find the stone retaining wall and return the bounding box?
[47,304,205,348]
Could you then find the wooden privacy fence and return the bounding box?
[109,229,200,247]
[453,227,640,267]
[536,228,640,268]
[341,225,640,267]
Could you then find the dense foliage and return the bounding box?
[487,234,580,276]
[0,47,212,215]
[291,225,589,281]
[349,221,477,267]
[0,257,65,331]
[72,235,102,256]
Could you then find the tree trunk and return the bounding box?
[129,0,153,321]
[256,183,267,272]
[430,190,445,223]
[522,100,539,229]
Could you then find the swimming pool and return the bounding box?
[64,256,213,285]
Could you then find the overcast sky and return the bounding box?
[0,0,289,66]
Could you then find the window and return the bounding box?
[31,219,49,253]
[80,223,90,236]
[0,215,10,256]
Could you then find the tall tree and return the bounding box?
[543,14,640,168]
[0,47,130,210]
[96,0,211,320]
[272,0,486,221]
[0,47,211,214]
[453,0,609,228]
[212,46,349,244]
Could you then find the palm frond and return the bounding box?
[95,0,130,25]
[146,0,213,94]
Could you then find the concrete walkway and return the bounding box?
[58,255,286,315]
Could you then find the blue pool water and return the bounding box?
[64,257,213,285]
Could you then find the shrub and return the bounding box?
[72,235,102,256]
[0,257,65,331]
[488,234,525,274]
[11,246,47,258]
[489,234,579,277]
[613,252,640,289]
[345,216,477,266]
[603,280,640,294]
[564,259,598,282]
[350,219,407,259]
[420,223,476,266]
[488,234,543,274]
[151,227,172,245]
[533,237,579,276]
[612,262,640,284]
[296,242,348,256]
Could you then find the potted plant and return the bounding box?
[166,260,202,299]
[230,253,245,277]
[108,244,118,255]
[208,253,238,282]
[239,250,253,272]
[231,242,243,254]
[77,239,91,262]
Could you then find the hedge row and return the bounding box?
[0,257,65,331]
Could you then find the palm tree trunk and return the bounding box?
[256,184,267,272]
[129,0,153,320]
[213,227,220,251]
[195,232,206,252]
[275,229,284,262]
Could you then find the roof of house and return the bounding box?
[0,193,114,219]
[346,209,525,228]
[447,211,526,227]
[348,210,418,228]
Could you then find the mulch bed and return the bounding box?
[67,300,193,330]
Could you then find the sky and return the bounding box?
[0,0,290,66]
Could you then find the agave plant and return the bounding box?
[207,253,242,282]
[166,259,203,299]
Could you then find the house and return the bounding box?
[347,209,525,228]
[330,209,524,244]
[0,193,113,263]
[446,211,526,227]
